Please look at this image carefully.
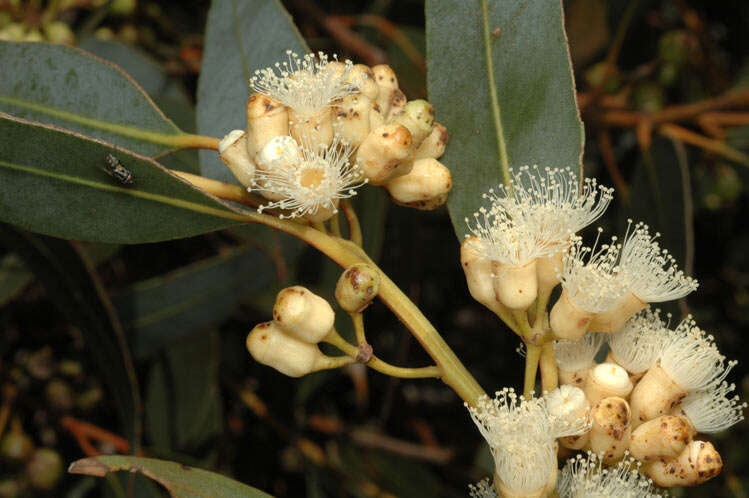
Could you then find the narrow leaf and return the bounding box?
[0,114,244,243]
[0,225,141,443]
[69,455,274,498]
[197,0,307,182]
[0,41,189,157]
[426,0,584,237]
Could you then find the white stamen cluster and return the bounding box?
[560,234,626,313]
[465,205,551,267]
[681,381,747,434]
[465,167,614,266]
[250,50,357,116]
[659,316,737,391]
[557,452,663,498]
[468,388,589,494]
[618,221,699,303]
[468,479,497,498]
[554,333,604,372]
[251,132,367,219]
[498,166,614,248]
[608,308,672,374]
[546,385,590,426]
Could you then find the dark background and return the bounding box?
[0,0,747,496]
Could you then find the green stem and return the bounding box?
[532,284,554,329]
[325,330,441,379]
[316,355,356,371]
[350,312,367,346]
[340,199,363,247]
[523,344,541,397]
[539,342,558,394]
[330,212,342,238]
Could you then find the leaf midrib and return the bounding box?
[0,95,185,149]
[480,0,511,186]
[0,158,247,223]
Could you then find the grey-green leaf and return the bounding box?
[426,0,584,238]
[69,455,274,498]
[0,114,244,243]
[113,245,275,358]
[197,0,307,183]
[0,41,186,157]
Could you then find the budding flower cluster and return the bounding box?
[217,51,453,221]
[546,310,743,488]
[246,286,341,377]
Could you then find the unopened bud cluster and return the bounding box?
[217,51,452,221]
[246,286,337,377]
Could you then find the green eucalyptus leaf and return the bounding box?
[0,41,191,157]
[112,245,275,358]
[69,455,274,498]
[0,114,245,243]
[0,225,141,442]
[426,0,584,238]
[197,0,307,183]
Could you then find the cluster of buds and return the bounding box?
[462,167,743,494]
[217,51,452,222]
[246,263,380,377]
[550,310,744,488]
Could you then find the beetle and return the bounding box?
[101,153,135,185]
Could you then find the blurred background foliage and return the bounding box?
[0,0,747,496]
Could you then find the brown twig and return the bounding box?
[697,112,749,139]
[61,416,131,457]
[330,14,426,72]
[290,0,386,66]
[593,89,749,127]
[658,123,749,167]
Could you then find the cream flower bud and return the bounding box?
[384,158,451,210]
[348,64,379,101]
[246,321,328,377]
[584,363,633,407]
[372,64,399,116]
[257,135,300,171]
[546,386,591,450]
[535,252,563,296]
[461,237,501,311]
[333,94,374,147]
[588,396,631,464]
[412,122,448,160]
[369,103,385,131]
[355,123,413,185]
[492,260,538,311]
[550,236,625,340]
[289,107,335,149]
[587,293,648,334]
[218,130,255,188]
[246,93,289,159]
[335,263,380,313]
[388,99,435,148]
[273,286,335,343]
[554,333,603,387]
[628,415,693,462]
[630,317,736,426]
[385,89,407,120]
[643,440,722,487]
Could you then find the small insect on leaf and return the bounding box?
[101,153,135,186]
